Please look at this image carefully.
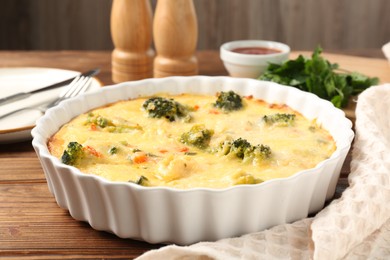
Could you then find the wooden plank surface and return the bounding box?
[0,50,388,259]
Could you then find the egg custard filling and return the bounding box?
[48,91,336,189]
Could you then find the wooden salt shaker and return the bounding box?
[153,0,198,78]
[110,0,154,83]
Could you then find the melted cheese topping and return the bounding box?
[48,93,336,189]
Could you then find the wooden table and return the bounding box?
[0,50,389,259]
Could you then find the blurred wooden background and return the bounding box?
[1,0,389,51]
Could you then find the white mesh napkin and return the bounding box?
[137,83,390,260]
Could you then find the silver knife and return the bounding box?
[0,68,100,106]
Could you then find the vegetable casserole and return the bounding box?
[48,90,336,189]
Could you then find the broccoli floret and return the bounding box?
[85,113,143,133]
[232,172,263,185]
[86,113,115,128]
[61,141,85,166]
[262,113,296,126]
[130,175,150,186]
[180,124,214,149]
[243,144,272,163]
[230,138,252,159]
[142,97,190,122]
[108,146,118,155]
[107,124,143,133]
[213,91,243,111]
[217,138,271,163]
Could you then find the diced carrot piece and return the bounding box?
[90,124,97,131]
[209,109,220,115]
[133,152,148,164]
[326,135,334,141]
[158,149,168,154]
[269,103,288,109]
[193,105,200,111]
[178,147,189,153]
[84,145,103,157]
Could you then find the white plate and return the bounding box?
[0,67,102,144]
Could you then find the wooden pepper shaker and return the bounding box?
[110,0,154,83]
[153,0,198,78]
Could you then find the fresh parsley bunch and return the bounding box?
[259,47,379,108]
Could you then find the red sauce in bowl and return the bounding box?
[231,47,281,55]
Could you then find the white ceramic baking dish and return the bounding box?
[32,76,354,245]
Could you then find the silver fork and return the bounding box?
[0,75,92,120]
